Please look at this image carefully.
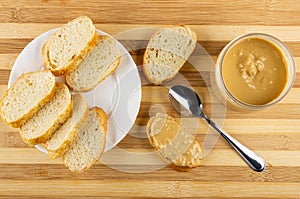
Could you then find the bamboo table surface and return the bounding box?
[1,0,300,198]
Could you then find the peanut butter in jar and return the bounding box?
[222,37,288,105]
[215,33,295,110]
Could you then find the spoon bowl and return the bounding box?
[169,85,202,117]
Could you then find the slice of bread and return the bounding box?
[146,113,203,169]
[143,26,197,85]
[19,83,72,146]
[42,16,97,76]
[63,107,107,172]
[45,94,89,159]
[0,70,56,128]
[66,35,121,91]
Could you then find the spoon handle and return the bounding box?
[201,114,266,172]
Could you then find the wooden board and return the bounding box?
[0,0,300,198]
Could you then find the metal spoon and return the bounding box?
[169,85,266,172]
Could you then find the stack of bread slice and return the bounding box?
[42,16,121,92]
[0,70,107,172]
[0,16,123,172]
[20,82,72,146]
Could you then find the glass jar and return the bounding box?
[215,33,296,110]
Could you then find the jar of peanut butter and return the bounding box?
[215,33,295,110]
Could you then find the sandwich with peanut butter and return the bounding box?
[146,113,203,170]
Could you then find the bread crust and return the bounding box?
[66,35,121,92]
[93,107,107,161]
[0,70,56,128]
[42,16,98,76]
[146,113,203,170]
[19,83,72,146]
[143,25,197,85]
[46,94,89,159]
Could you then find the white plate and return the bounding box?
[8,28,142,153]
